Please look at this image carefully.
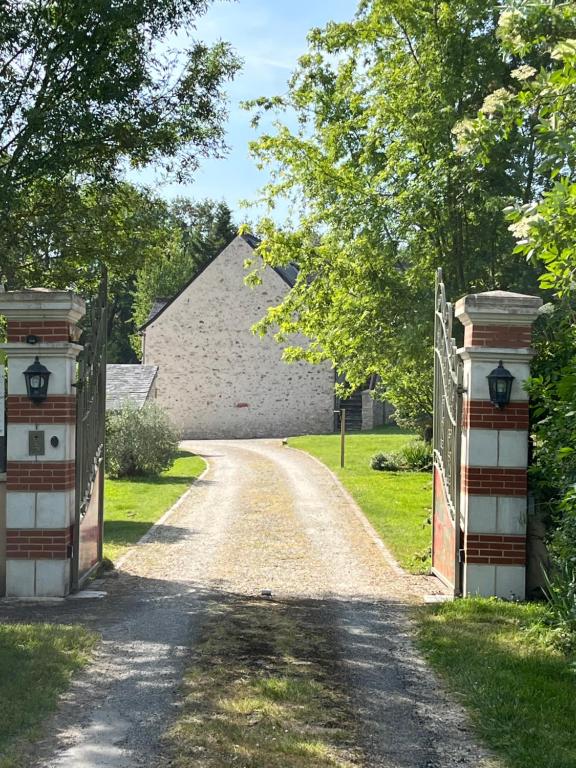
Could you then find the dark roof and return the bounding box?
[139,234,298,331]
[106,364,158,411]
[147,299,169,324]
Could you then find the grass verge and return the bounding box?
[417,597,576,768]
[0,623,96,768]
[165,597,361,767]
[104,450,206,562]
[289,428,432,573]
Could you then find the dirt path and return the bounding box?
[1,439,493,767]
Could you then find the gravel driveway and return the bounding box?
[1,439,495,767]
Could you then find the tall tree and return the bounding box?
[245,0,541,426]
[458,0,576,561]
[0,0,240,286]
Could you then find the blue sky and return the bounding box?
[135,0,357,224]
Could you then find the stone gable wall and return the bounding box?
[143,237,334,438]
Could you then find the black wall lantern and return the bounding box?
[23,356,51,404]
[487,360,514,409]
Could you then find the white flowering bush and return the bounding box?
[106,402,180,478]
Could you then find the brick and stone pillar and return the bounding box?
[455,291,542,599]
[0,290,85,597]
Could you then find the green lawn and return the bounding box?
[417,598,576,768]
[104,450,206,562]
[289,428,432,573]
[0,623,96,768]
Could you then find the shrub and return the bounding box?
[396,440,433,472]
[106,402,180,478]
[543,560,576,651]
[370,452,402,471]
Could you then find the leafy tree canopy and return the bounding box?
[458,0,576,555]
[0,0,240,287]
[244,0,542,426]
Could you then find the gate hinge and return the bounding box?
[457,386,468,395]
[458,548,466,563]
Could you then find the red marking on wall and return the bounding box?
[6,525,73,559]
[6,460,76,491]
[7,320,73,343]
[462,466,527,497]
[7,395,76,424]
[464,324,533,348]
[432,465,459,588]
[465,533,526,565]
[463,400,529,430]
[235,403,249,408]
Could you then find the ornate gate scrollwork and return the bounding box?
[432,269,463,594]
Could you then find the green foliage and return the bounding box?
[245,0,540,427]
[542,560,576,651]
[459,0,576,637]
[371,440,432,472]
[370,452,402,471]
[397,440,433,472]
[0,0,240,292]
[106,402,180,478]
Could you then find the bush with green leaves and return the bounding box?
[543,560,576,651]
[371,441,432,473]
[106,402,180,478]
[370,452,402,472]
[397,440,433,472]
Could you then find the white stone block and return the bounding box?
[465,360,530,402]
[464,564,496,596]
[467,496,497,533]
[8,355,75,396]
[36,491,73,528]
[496,497,527,535]
[495,566,525,600]
[35,560,70,597]
[6,560,35,597]
[498,430,528,468]
[467,429,499,467]
[6,491,35,528]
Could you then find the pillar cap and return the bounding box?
[455,291,542,327]
[0,289,86,324]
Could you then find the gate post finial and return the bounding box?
[455,289,542,599]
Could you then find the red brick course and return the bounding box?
[6,526,73,559]
[7,460,75,491]
[463,400,529,430]
[463,467,527,496]
[7,395,76,424]
[7,320,73,343]
[466,533,526,565]
[464,324,533,348]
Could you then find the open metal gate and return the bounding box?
[72,272,107,590]
[432,269,463,594]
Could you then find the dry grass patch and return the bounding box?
[165,597,362,767]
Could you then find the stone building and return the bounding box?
[140,235,336,439]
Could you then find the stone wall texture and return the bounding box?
[143,237,335,438]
